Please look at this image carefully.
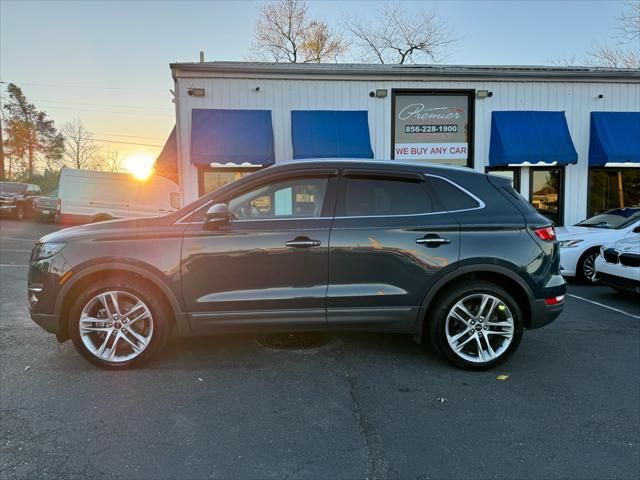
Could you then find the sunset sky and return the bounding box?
[0,0,628,163]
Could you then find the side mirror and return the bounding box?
[203,203,230,229]
[633,225,640,234]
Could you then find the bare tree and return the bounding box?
[100,149,125,172]
[250,0,348,63]
[61,119,100,170]
[300,20,349,63]
[584,2,640,68]
[344,4,458,64]
[586,45,640,68]
[617,0,640,43]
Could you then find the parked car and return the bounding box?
[28,160,565,370]
[0,181,42,220]
[57,168,181,224]
[595,235,640,295]
[34,189,59,222]
[556,208,640,283]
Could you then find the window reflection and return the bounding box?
[530,169,562,225]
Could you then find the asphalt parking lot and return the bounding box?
[1,218,639,480]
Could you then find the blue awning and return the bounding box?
[489,111,578,166]
[291,110,374,159]
[154,126,178,183]
[191,109,275,166]
[589,112,640,166]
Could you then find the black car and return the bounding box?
[0,181,42,220]
[28,160,566,370]
[34,189,59,222]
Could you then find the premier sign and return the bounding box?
[392,91,473,166]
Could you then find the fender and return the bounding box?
[413,261,535,339]
[54,261,191,337]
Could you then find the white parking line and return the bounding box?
[0,249,32,252]
[567,293,640,319]
[0,264,29,267]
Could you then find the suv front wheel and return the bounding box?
[428,280,524,370]
[69,279,169,369]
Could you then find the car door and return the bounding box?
[327,169,460,330]
[181,171,338,333]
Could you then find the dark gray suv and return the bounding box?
[28,160,566,369]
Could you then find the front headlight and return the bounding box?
[559,239,583,248]
[31,242,66,261]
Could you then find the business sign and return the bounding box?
[393,92,472,166]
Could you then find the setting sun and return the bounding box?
[124,153,155,181]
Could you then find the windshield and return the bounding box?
[0,182,26,194]
[576,208,640,229]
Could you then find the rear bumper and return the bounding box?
[29,312,58,334]
[529,298,564,329]
[0,205,17,213]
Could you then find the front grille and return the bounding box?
[620,252,640,268]
[603,248,619,264]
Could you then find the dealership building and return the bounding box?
[155,62,640,226]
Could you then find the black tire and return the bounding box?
[426,280,524,370]
[14,206,24,221]
[576,248,600,284]
[69,277,170,369]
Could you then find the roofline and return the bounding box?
[170,61,640,82]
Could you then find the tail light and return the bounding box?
[545,295,565,305]
[534,226,556,241]
[56,198,61,214]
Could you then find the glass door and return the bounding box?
[529,168,564,226]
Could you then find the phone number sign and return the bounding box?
[393,92,471,165]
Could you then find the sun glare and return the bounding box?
[124,154,155,181]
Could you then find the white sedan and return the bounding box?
[556,208,640,283]
[595,235,640,294]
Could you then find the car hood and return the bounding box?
[604,235,640,253]
[556,225,624,241]
[0,192,23,199]
[38,215,174,244]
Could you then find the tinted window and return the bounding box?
[0,182,26,193]
[229,177,328,220]
[341,178,432,216]
[428,177,479,211]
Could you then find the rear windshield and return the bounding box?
[577,208,640,229]
[0,182,26,193]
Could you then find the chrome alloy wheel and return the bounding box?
[582,253,598,283]
[445,293,515,364]
[79,291,153,363]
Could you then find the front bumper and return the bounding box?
[559,247,583,277]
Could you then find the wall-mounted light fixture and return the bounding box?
[253,86,261,92]
[477,90,493,98]
[597,94,604,99]
[369,89,388,98]
[187,87,205,97]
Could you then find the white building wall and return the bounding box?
[174,75,640,225]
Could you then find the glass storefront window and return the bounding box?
[486,168,520,192]
[199,168,261,196]
[530,168,563,226]
[588,168,640,217]
[392,90,474,167]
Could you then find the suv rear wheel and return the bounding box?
[427,280,524,370]
[69,279,169,369]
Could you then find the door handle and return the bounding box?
[285,237,321,248]
[416,235,451,247]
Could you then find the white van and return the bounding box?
[57,168,181,224]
